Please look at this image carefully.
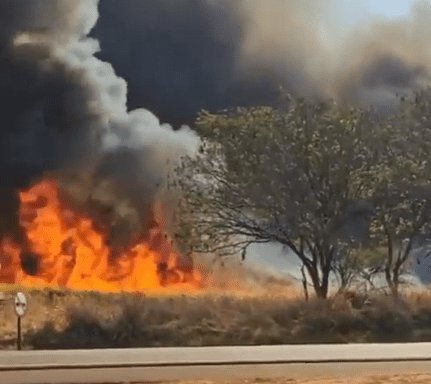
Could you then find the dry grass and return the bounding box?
[3,279,431,350]
[165,375,431,384]
[76,374,431,384]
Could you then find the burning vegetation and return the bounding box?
[0,178,201,293]
[2,0,431,298]
[0,0,202,294]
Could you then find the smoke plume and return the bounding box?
[91,0,431,125]
[330,0,431,109]
[0,0,199,255]
[2,0,431,256]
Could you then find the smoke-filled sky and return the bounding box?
[1,0,431,261]
[322,1,428,51]
[0,0,199,254]
[343,0,420,21]
[89,0,431,127]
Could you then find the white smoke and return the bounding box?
[50,0,200,159]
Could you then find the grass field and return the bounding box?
[154,375,431,384]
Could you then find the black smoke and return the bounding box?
[0,0,103,240]
[0,0,198,261]
[91,0,431,125]
[90,0,289,127]
[1,0,431,255]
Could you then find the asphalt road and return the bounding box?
[2,343,431,384]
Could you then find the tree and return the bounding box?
[174,96,381,298]
[365,89,431,297]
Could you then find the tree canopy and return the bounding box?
[173,89,431,298]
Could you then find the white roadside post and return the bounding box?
[14,292,27,350]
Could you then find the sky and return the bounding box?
[336,0,420,30]
[320,0,421,48]
[364,0,419,18]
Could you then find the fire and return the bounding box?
[0,179,201,293]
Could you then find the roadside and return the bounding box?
[81,374,431,384]
[3,283,431,349]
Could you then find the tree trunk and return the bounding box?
[301,265,309,301]
[300,238,309,301]
[384,228,398,297]
[392,280,399,299]
[320,264,330,299]
[391,264,400,299]
[293,240,330,299]
[305,263,329,299]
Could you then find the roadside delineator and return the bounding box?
[14,292,27,350]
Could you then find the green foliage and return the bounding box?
[363,89,431,295]
[174,87,431,298]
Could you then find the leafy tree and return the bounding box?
[174,97,381,298]
[365,89,431,297]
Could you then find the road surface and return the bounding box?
[2,343,431,384]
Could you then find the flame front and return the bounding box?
[0,179,201,293]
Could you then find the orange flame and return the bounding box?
[0,179,201,293]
